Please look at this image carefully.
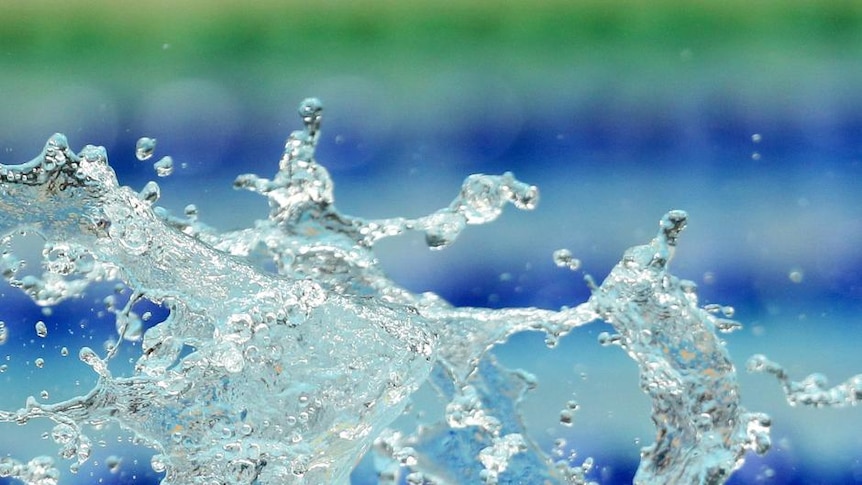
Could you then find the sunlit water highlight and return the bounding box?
[0,99,857,484]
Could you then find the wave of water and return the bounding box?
[0,99,856,484]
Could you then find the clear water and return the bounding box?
[0,99,855,484]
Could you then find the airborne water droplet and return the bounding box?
[789,269,804,283]
[139,181,161,205]
[105,455,121,474]
[153,156,174,177]
[150,454,167,473]
[35,321,47,338]
[552,248,581,271]
[135,137,156,161]
[298,97,323,139]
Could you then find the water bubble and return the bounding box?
[105,455,122,474]
[752,133,762,143]
[184,204,198,218]
[135,137,156,161]
[60,347,69,357]
[51,423,76,445]
[139,181,161,205]
[597,331,621,346]
[788,269,804,283]
[40,390,49,400]
[150,454,167,473]
[298,98,323,139]
[34,358,44,368]
[552,248,581,271]
[153,156,174,177]
[34,321,47,338]
[79,347,108,377]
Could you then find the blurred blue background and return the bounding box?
[1,1,861,483]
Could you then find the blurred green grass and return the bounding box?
[1,0,860,83]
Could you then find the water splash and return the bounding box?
[748,355,862,408]
[0,97,820,484]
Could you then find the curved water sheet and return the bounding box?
[0,99,774,484]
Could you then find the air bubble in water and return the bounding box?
[34,358,44,369]
[135,137,156,161]
[35,321,47,338]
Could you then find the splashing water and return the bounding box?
[0,97,843,484]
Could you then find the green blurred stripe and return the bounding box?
[1,0,861,105]
[2,1,860,64]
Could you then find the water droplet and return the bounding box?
[788,269,804,283]
[60,347,69,357]
[153,156,174,177]
[598,332,621,346]
[751,133,762,143]
[35,321,47,338]
[135,137,157,161]
[106,455,122,474]
[50,424,77,450]
[139,181,161,205]
[552,248,581,271]
[298,98,323,139]
[34,358,44,368]
[150,454,167,473]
